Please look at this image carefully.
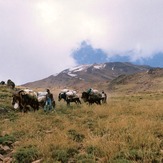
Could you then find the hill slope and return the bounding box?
[23,62,150,90]
[109,68,163,93]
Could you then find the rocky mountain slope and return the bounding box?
[22,62,150,90]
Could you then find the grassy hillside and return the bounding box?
[0,85,163,162]
[109,68,163,95]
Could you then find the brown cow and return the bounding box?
[12,90,39,113]
[81,91,102,105]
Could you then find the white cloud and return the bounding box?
[0,0,163,84]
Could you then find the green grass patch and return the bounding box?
[13,145,41,163]
[0,134,16,146]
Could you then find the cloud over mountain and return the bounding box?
[72,42,163,67]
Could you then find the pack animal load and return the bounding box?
[37,91,47,107]
[58,89,81,105]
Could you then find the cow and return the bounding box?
[81,89,103,105]
[0,81,5,85]
[12,90,39,113]
[7,79,15,89]
[58,89,81,106]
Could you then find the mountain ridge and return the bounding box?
[22,62,151,90]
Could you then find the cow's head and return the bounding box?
[12,94,20,109]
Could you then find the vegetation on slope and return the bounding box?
[0,85,163,162]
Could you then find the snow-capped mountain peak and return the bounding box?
[62,63,107,76]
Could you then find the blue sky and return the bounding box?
[73,41,163,67]
[0,0,163,84]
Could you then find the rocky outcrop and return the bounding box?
[0,143,13,163]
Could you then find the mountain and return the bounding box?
[22,62,151,90]
[109,68,163,93]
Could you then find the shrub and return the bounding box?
[51,146,79,162]
[13,145,40,163]
[67,129,85,142]
[110,158,131,163]
[75,153,95,162]
[86,145,103,157]
[51,149,68,163]
[67,147,79,157]
[0,134,15,146]
[127,149,142,161]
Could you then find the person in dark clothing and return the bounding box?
[44,89,54,111]
[87,88,92,94]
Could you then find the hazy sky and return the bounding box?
[0,0,163,85]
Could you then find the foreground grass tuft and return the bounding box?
[13,145,41,163]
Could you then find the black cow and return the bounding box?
[58,92,81,106]
[7,79,15,89]
[81,91,102,105]
[0,81,5,85]
[12,90,39,113]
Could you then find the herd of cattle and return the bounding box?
[1,79,15,89]
[12,88,107,113]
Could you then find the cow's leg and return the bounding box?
[67,100,70,106]
[18,102,23,112]
[44,105,47,112]
[23,104,27,113]
[77,98,81,104]
[75,100,78,104]
[52,101,56,109]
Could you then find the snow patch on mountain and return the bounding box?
[68,64,106,73]
[93,64,106,69]
[67,73,77,77]
[63,64,107,77]
[68,65,91,72]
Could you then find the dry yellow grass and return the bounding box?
[0,88,163,162]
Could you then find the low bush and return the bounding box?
[75,153,95,162]
[13,145,40,163]
[51,149,68,162]
[0,134,15,146]
[51,146,79,162]
[67,129,85,142]
[86,145,103,157]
